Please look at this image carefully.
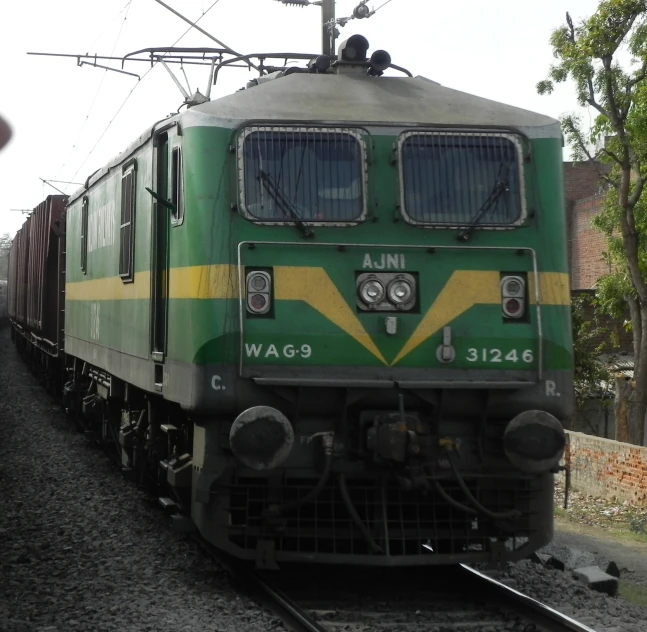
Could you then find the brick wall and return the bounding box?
[570,194,610,290]
[563,162,612,290]
[563,162,608,203]
[564,431,647,505]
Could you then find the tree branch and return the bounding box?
[598,147,623,166]
[628,174,647,208]
[586,75,612,119]
[566,12,576,42]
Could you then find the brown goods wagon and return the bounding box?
[13,220,30,325]
[7,233,17,319]
[26,195,67,341]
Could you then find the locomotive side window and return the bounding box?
[399,132,524,227]
[239,127,365,224]
[171,147,184,224]
[81,196,88,274]
[119,163,136,281]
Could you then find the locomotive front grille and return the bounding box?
[221,474,542,559]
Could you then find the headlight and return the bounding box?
[388,279,413,304]
[359,279,385,304]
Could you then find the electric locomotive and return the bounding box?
[10,35,572,568]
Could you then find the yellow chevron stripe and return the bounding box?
[273,266,388,365]
[390,271,501,365]
[389,271,571,365]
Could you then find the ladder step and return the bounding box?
[158,497,178,511]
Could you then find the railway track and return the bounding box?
[206,544,599,632]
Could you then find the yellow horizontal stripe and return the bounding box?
[168,264,238,300]
[529,272,571,306]
[66,272,151,301]
[67,268,571,305]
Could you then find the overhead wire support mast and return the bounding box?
[275,1,388,56]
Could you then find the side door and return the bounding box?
[151,126,183,387]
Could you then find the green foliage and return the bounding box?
[0,233,10,279]
[629,513,647,535]
[572,294,612,407]
[539,1,647,444]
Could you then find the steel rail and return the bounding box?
[459,564,598,632]
[193,537,326,632]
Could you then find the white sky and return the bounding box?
[0,0,601,237]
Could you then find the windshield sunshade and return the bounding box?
[400,133,523,226]
[240,128,365,223]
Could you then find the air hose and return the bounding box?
[431,479,478,515]
[266,434,333,517]
[446,451,521,521]
[338,473,383,554]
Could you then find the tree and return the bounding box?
[572,294,612,412]
[0,232,11,279]
[538,0,647,445]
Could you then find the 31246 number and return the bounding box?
[466,348,533,363]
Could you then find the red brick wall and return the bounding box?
[565,431,647,505]
[563,162,608,202]
[563,162,612,290]
[569,194,610,290]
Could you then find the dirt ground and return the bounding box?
[538,476,647,608]
[551,518,647,589]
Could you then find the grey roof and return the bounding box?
[182,72,561,139]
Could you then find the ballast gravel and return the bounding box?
[2,329,647,632]
[0,331,284,632]
[491,553,647,631]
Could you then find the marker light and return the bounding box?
[500,275,525,319]
[247,271,272,315]
[501,277,524,297]
[502,298,522,317]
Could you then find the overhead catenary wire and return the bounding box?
[66,0,224,190]
[372,0,394,14]
[54,0,135,182]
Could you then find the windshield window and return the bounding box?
[241,128,364,223]
[400,133,523,226]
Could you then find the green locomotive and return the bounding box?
[20,35,572,567]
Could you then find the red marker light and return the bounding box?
[250,294,267,311]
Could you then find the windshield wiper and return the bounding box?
[456,163,512,242]
[259,169,314,239]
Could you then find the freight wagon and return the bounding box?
[7,196,66,383]
[0,280,8,325]
[9,36,572,568]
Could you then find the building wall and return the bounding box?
[563,162,607,203]
[563,162,611,291]
[570,195,610,290]
[565,430,647,505]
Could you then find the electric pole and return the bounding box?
[321,0,336,56]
